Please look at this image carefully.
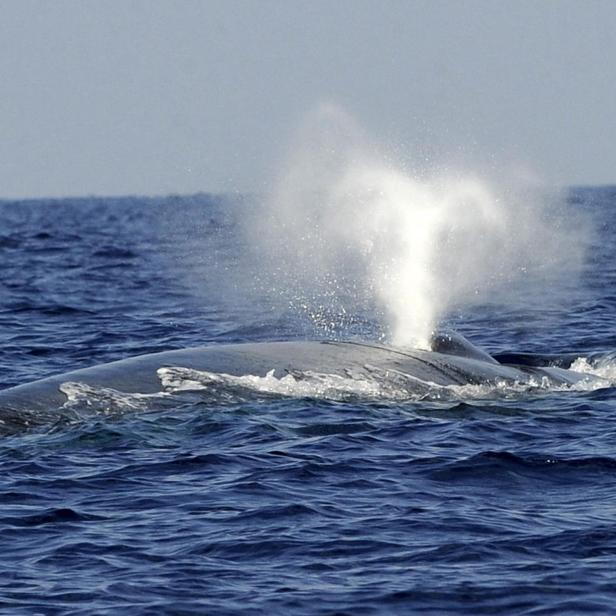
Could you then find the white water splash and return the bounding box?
[570,356,616,384]
[60,382,166,413]
[158,366,391,401]
[449,372,611,398]
[252,103,586,346]
[158,363,612,404]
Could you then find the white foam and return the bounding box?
[447,372,609,399]
[569,357,616,385]
[60,381,166,413]
[157,363,613,403]
[158,366,392,401]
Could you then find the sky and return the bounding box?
[1,0,615,199]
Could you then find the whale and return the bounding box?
[0,331,603,436]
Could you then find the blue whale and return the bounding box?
[0,331,600,435]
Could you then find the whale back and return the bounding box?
[0,337,594,435]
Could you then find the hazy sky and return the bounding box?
[1,0,615,198]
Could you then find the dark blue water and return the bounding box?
[0,188,615,614]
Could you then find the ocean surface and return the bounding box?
[0,188,615,614]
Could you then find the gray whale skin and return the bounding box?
[0,332,591,419]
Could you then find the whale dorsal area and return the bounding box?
[429,330,499,365]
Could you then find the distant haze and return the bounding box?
[1,0,615,199]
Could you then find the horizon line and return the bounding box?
[1,184,615,204]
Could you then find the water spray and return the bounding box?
[251,103,586,347]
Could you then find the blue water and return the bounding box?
[0,188,615,614]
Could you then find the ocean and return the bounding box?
[0,187,615,614]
